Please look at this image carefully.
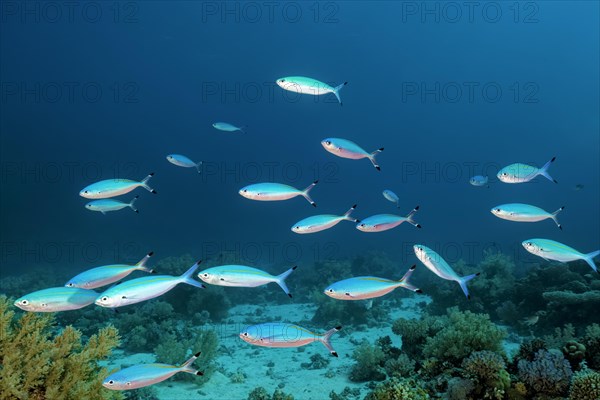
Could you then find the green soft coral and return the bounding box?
[0,295,121,400]
[364,378,430,400]
[422,308,506,364]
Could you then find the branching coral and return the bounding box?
[349,340,386,382]
[582,323,600,369]
[517,349,573,396]
[0,295,121,400]
[364,378,430,400]
[568,369,600,400]
[422,308,506,364]
[391,316,446,358]
[153,327,218,386]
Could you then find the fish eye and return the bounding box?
[41,303,47,307]
[121,296,127,299]
[281,79,285,82]
[295,226,300,230]
[360,223,365,227]
[126,382,131,386]
[243,332,248,336]
[101,296,108,302]
[20,300,28,305]
[325,141,331,145]
[108,380,114,385]
[328,289,334,293]
[67,283,73,287]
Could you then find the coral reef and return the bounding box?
[363,378,430,400]
[153,328,218,386]
[582,323,600,370]
[563,340,586,371]
[247,387,294,400]
[329,387,361,400]
[0,295,121,400]
[421,308,506,364]
[391,316,446,358]
[568,369,600,400]
[349,340,386,382]
[517,349,573,396]
[300,353,330,370]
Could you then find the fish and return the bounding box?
[85,196,139,214]
[497,157,557,184]
[212,122,245,133]
[65,252,154,289]
[491,203,565,230]
[239,181,318,207]
[574,184,584,191]
[14,287,98,312]
[382,190,400,207]
[95,260,205,308]
[291,205,358,234]
[469,175,489,187]
[166,154,203,173]
[197,265,297,297]
[240,323,342,356]
[321,138,384,171]
[276,76,347,105]
[103,352,203,390]
[413,244,480,299]
[356,206,421,232]
[79,173,157,199]
[324,265,423,301]
[522,239,600,273]
[522,315,539,326]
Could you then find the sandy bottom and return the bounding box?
[103,297,518,400]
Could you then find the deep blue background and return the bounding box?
[1,1,598,277]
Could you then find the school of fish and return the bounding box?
[14,76,599,391]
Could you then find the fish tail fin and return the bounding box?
[458,273,480,300]
[180,260,206,289]
[332,82,347,105]
[141,172,157,194]
[135,251,154,273]
[195,161,203,174]
[275,266,297,298]
[302,180,318,207]
[398,265,423,293]
[319,326,342,357]
[406,205,422,228]
[539,156,558,183]
[368,148,384,171]
[180,352,204,376]
[129,195,139,213]
[584,250,600,273]
[343,204,358,222]
[551,206,565,230]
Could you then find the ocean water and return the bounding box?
[1,2,599,400]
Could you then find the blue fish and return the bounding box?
[357,206,421,232]
[103,352,203,390]
[240,323,342,356]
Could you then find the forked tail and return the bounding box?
[141,173,157,194]
[129,196,139,213]
[135,251,154,273]
[368,148,384,171]
[319,326,342,357]
[332,82,347,106]
[343,204,359,222]
[539,157,558,183]
[406,206,422,228]
[275,266,298,298]
[583,250,600,273]
[302,180,319,207]
[179,352,204,376]
[398,265,423,293]
[551,206,565,230]
[458,273,481,300]
[180,261,206,289]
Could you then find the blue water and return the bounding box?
[0,2,599,398]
